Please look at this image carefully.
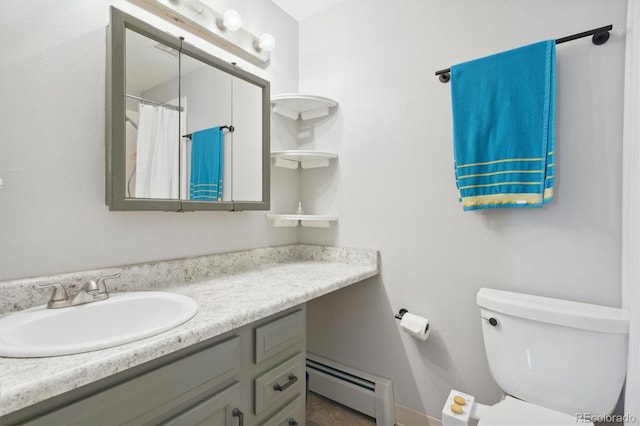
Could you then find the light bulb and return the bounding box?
[258,33,275,52]
[222,10,242,31]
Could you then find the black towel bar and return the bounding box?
[435,24,613,83]
[182,125,235,139]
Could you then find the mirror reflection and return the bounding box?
[125,29,181,200]
[179,53,232,202]
[231,77,263,202]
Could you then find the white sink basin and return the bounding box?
[0,292,198,358]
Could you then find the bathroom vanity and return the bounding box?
[0,245,378,425]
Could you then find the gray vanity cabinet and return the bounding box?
[3,306,306,426]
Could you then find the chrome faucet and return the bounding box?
[35,273,121,309]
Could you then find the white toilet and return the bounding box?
[443,287,629,426]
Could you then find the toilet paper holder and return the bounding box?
[394,308,409,320]
[395,308,431,338]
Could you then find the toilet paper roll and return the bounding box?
[400,312,430,341]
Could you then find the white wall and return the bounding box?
[299,0,628,417]
[0,0,299,280]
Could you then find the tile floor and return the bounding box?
[306,391,376,426]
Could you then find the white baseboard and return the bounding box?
[395,403,442,426]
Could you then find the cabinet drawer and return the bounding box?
[259,394,305,426]
[26,336,240,426]
[254,353,305,414]
[255,309,304,364]
[160,382,240,426]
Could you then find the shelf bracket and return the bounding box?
[273,158,299,169]
[301,158,330,169]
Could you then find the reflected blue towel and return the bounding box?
[189,127,224,201]
[451,40,556,211]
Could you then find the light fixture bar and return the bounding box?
[140,0,271,64]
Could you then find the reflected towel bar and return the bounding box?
[182,125,235,139]
[435,24,613,83]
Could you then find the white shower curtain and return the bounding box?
[135,104,180,199]
[622,1,640,423]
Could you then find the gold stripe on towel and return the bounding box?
[457,158,543,169]
[458,169,542,179]
[462,193,542,207]
[459,181,541,190]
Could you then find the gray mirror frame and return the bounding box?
[106,7,270,212]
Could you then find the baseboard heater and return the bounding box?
[306,353,396,426]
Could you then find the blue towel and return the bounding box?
[189,127,224,201]
[450,40,556,211]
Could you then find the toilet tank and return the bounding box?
[477,288,628,416]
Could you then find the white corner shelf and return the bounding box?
[266,214,338,228]
[271,150,338,169]
[271,94,338,121]
[269,93,339,230]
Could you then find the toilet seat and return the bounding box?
[477,396,593,426]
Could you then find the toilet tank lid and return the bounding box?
[477,288,629,334]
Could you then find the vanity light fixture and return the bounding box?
[257,33,276,52]
[141,0,275,64]
[220,10,242,31]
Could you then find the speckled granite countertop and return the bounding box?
[0,245,379,417]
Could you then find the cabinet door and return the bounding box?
[160,382,241,426]
[23,336,240,426]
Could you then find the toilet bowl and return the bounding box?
[477,396,583,426]
[443,288,629,426]
[443,390,587,426]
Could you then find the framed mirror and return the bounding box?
[106,7,270,211]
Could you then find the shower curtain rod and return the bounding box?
[182,125,235,139]
[434,24,613,83]
[125,93,184,112]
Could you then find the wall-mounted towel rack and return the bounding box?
[435,24,613,83]
[182,125,235,139]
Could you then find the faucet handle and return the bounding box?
[34,283,70,308]
[95,272,121,294]
[79,280,99,293]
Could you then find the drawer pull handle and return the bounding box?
[273,373,298,392]
[288,419,298,426]
[232,408,244,426]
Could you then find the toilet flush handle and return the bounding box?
[482,316,499,326]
